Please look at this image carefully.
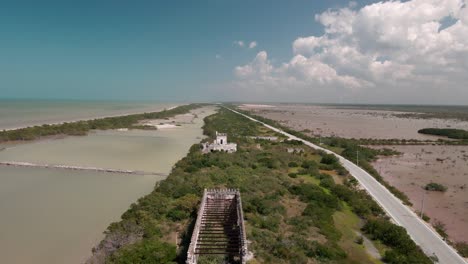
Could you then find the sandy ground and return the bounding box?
[239,104,468,140]
[372,145,468,243]
[140,111,198,129]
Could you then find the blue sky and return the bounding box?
[1,0,467,104]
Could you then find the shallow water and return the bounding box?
[0,106,216,264]
[0,99,176,130]
[0,124,206,173]
[0,166,162,264]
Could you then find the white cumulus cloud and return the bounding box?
[249,41,258,49]
[231,0,468,104]
[234,40,245,47]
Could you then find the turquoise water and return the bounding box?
[0,99,176,130]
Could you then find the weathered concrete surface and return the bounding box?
[187,189,248,264]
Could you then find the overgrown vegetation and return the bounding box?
[234,107,413,206]
[424,182,448,192]
[418,128,468,140]
[90,107,432,264]
[0,104,203,142]
[455,242,468,258]
[433,220,449,240]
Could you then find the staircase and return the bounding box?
[186,189,248,264]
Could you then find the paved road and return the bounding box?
[227,107,466,264]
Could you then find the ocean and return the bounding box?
[0,99,177,130]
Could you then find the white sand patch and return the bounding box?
[240,104,275,109]
[156,124,179,129]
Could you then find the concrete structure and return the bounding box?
[287,147,304,153]
[226,107,467,264]
[248,136,278,141]
[201,132,237,153]
[186,189,249,264]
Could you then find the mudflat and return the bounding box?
[240,104,468,140]
[241,103,468,244]
[372,145,468,243]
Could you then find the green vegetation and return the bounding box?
[333,104,468,122]
[0,104,203,142]
[418,128,468,140]
[234,107,413,206]
[362,219,430,263]
[91,106,432,264]
[416,211,431,222]
[455,242,468,257]
[424,182,447,192]
[433,220,448,240]
[107,240,177,264]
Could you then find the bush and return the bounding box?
[416,211,431,222]
[301,160,317,169]
[424,182,447,192]
[320,153,339,165]
[107,240,177,264]
[288,161,299,167]
[455,242,468,257]
[355,236,364,245]
[433,220,448,239]
[362,219,430,263]
[418,128,468,140]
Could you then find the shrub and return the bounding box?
[455,242,468,257]
[301,160,317,169]
[107,240,177,264]
[424,182,447,192]
[433,220,448,239]
[418,128,468,140]
[355,236,364,245]
[363,224,429,262]
[320,153,339,165]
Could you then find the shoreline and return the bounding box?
[0,105,215,264]
[0,105,180,132]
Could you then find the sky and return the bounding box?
[1,0,467,104]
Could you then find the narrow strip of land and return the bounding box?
[0,161,168,176]
[227,107,466,264]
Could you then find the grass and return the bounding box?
[328,146,345,154]
[333,204,382,264]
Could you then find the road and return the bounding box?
[227,107,466,264]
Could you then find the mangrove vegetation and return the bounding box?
[0,104,203,143]
[89,107,432,264]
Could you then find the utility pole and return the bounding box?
[356,150,359,167]
[420,188,426,218]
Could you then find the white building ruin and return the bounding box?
[201,132,237,153]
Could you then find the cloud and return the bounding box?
[231,0,468,104]
[249,41,258,49]
[215,54,222,59]
[234,40,245,47]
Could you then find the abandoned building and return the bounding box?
[201,132,237,153]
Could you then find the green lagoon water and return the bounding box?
[0,99,176,130]
[0,105,216,264]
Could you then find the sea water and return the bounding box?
[0,99,176,130]
[0,106,216,263]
